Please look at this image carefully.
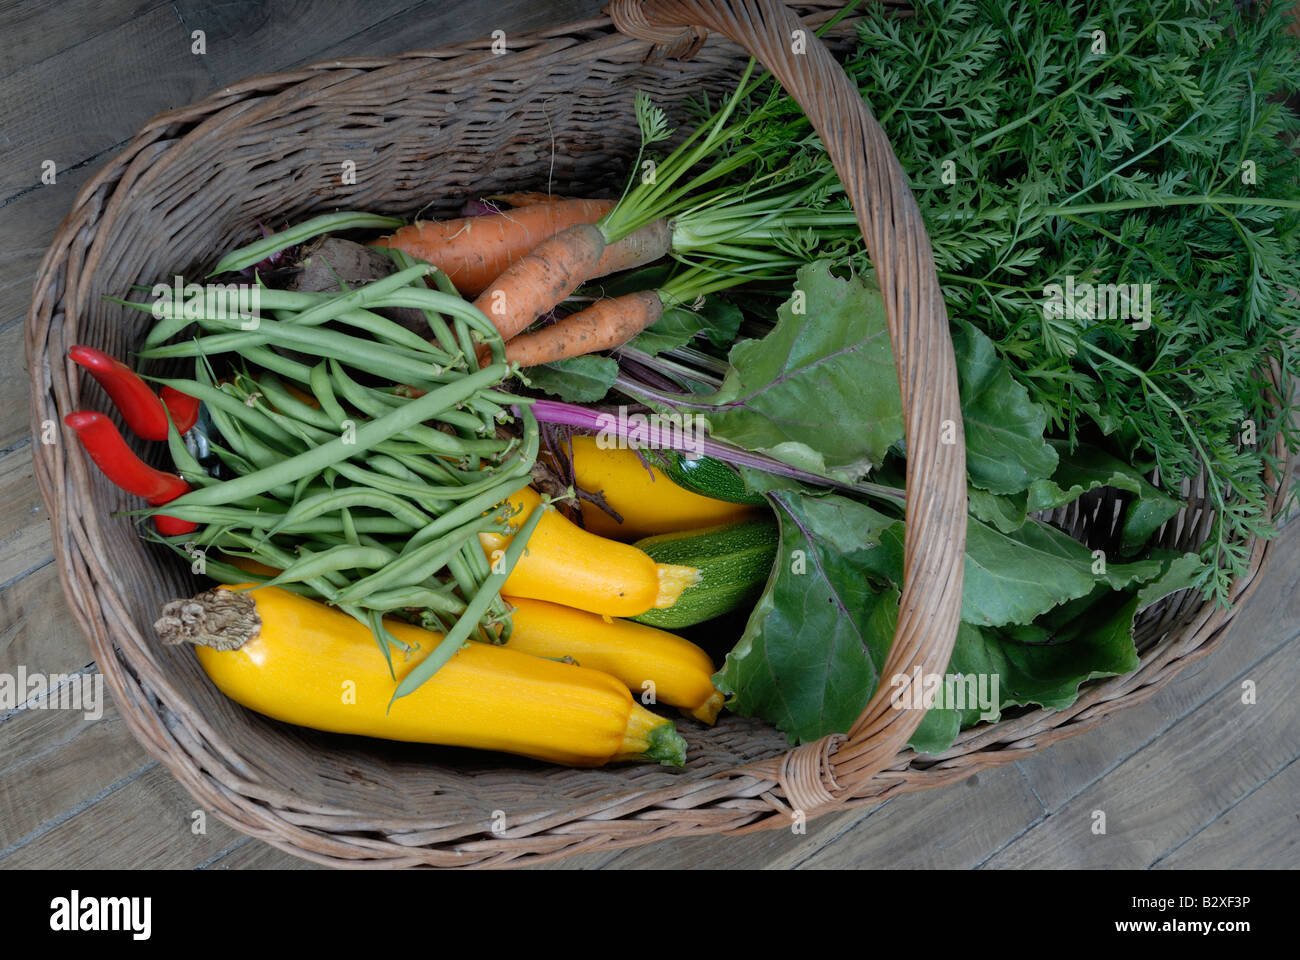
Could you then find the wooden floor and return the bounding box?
[2,1,1297,870]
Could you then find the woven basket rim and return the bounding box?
[25,1,1294,867]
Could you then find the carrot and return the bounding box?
[470,218,673,365]
[474,222,609,346]
[505,290,665,367]
[590,217,671,280]
[371,198,614,297]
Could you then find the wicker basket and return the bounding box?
[26,0,1291,868]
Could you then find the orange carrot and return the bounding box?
[475,222,609,346]
[371,198,613,297]
[590,218,671,281]
[505,290,665,367]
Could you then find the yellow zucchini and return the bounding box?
[154,585,687,767]
[569,436,758,541]
[480,485,699,618]
[503,596,725,724]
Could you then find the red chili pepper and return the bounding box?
[158,384,201,434]
[64,411,197,534]
[67,346,199,439]
[69,345,169,440]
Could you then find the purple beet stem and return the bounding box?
[519,398,904,502]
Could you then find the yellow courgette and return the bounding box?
[503,596,725,724]
[154,585,687,767]
[480,485,699,617]
[569,436,759,541]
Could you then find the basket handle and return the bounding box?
[610,0,968,809]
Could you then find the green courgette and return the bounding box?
[631,517,778,629]
[649,451,769,506]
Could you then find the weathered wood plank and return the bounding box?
[0,161,96,330]
[0,560,93,678]
[1151,757,1300,869]
[1015,523,1300,811]
[0,0,170,79]
[0,762,244,868]
[303,0,609,63]
[0,446,52,586]
[0,5,205,200]
[203,836,324,870]
[0,691,150,851]
[0,321,33,451]
[589,802,878,870]
[982,635,1300,869]
[795,763,1044,868]
[172,0,429,87]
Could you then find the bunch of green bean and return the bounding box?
[121,214,542,690]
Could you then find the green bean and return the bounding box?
[256,372,336,430]
[328,460,453,512]
[272,488,431,534]
[151,377,302,455]
[384,450,468,486]
[194,556,316,599]
[366,383,491,435]
[263,264,431,325]
[141,322,447,388]
[211,413,296,486]
[444,551,478,607]
[165,421,215,488]
[136,307,197,352]
[236,293,455,365]
[255,544,394,589]
[309,362,351,428]
[206,439,259,484]
[482,389,531,408]
[217,532,344,598]
[403,475,527,552]
[238,343,315,386]
[163,363,508,508]
[333,518,495,604]
[459,538,511,642]
[324,359,492,454]
[378,247,456,295]
[391,501,547,700]
[354,585,466,616]
[366,454,421,483]
[375,289,506,367]
[291,471,315,506]
[156,502,414,536]
[208,212,406,276]
[247,396,337,449]
[371,288,498,339]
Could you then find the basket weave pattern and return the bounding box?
[26,0,1289,867]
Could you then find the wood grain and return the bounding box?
[0,691,150,852]
[203,836,325,870]
[582,802,880,870]
[0,447,52,586]
[302,0,610,63]
[982,635,1300,869]
[0,5,206,200]
[0,0,168,79]
[1014,524,1300,811]
[172,0,424,87]
[0,763,244,868]
[0,164,96,328]
[0,321,32,450]
[796,763,1044,869]
[0,560,94,678]
[1151,757,1300,869]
